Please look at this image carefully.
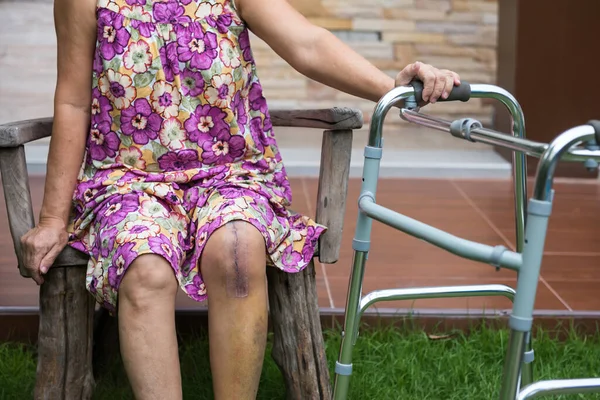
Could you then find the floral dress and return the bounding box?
[67,0,326,313]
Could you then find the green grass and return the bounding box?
[2,325,600,399]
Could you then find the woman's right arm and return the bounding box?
[20,0,97,285]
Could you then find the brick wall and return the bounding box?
[251,0,498,125]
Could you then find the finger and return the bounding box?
[25,252,45,285]
[31,270,44,286]
[419,68,436,102]
[25,254,45,283]
[39,243,64,274]
[442,74,455,99]
[430,74,447,103]
[452,71,461,85]
[395,61,421,86]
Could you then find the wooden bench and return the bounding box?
[0,107,362,399]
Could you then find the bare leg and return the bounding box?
[201,221,269,400]
[118,254,182,399]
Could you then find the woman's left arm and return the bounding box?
[236,0,460,104]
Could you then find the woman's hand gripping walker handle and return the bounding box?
[409,79,472,105]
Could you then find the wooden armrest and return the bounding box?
[54,246,89,267]
[0,117,53,148]
[270,108,363,130]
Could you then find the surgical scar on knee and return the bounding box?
[226,222,249,298]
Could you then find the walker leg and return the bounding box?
[500,329,528,400]
[520,332,534,387]
[333,145,381,400]
[332,251,368,400]
[515,158,535,389]
[510,109,534,390]
[499,199,551,399]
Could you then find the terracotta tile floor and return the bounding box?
[1,176,599,314]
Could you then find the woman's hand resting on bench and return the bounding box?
[20,217,69,285]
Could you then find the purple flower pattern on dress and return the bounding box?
[158,149,202,171]
[184,104,229,144]
[201,131,246,164]
[109,242,136,287]
[181,69,204,97]
[249,116,267,152]
[232,91,247,134]
[185,274,206,299]
[89,121,120,161]
[121,98,162,145]
[93,48,104,75]
[97,9,130,61]
[281,246,303,269]
[69,0,326,315]
[302,226,318,262]
[248,82,268,114]
[160,42,180,82]
[205,9,233,34]
[194,167,228,189]
[153,0,191,24]
[176,23,218,70]
[238,29,253,62]
[194,215,224,248]
[103,194,140,226]
[97,227,118,258]
[148,234,179,266]
[132,20,155,38]
[91,88,113,124]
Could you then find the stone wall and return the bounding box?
[252,0,498,125]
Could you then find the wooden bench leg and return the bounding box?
[266,260,332,400]
[36,266,95,399]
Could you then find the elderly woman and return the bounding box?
[20,0,460,398]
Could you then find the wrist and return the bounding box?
[38,210,68,230]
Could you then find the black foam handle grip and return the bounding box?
[410,79,471,104]
[588,120,600,143]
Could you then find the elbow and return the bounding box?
[54,97,91,117]
[54,80,93,115]
[288,26,328,78]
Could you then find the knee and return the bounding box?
[201,221,266,293]
[120,254,178,307]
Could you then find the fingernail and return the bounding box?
[442,92,449,99]
[40,266,47,274]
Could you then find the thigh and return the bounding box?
[87,192,187,310]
